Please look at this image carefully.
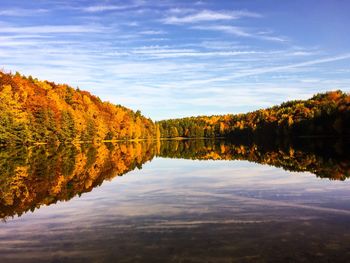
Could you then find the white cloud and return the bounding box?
[0,8,48,16]
[194,25,287,42]
[162,10,260,24]
[196,25,251,36]
[198,40,243,50]
[0,25,105,34]
[123,21,139,27]
[167,7,196,15]
[139,30,166,35]
[82,5,134,13]
[1,1,348,120]
[132,48,260,58]
[228,53,350,79]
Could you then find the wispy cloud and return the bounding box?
[195,25,250,36]
[139,30,166,35]
[179,53,350,87]
[81,4,139,13]
[0,8,48,16]
[229,53,350,79]
[194,25,287,42]
[162,10,261,24]
[1,0,349,119]
[167,7,196,15]
[0,25,105,34]
[131,47,260,58]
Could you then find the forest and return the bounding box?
[157,90,350,139]
[1,70,350,145]
[0,71,156,145]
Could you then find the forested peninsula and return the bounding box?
[0,70,349,145]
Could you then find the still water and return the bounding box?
[0,140,350,262]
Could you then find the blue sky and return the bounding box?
[0,0,349,120]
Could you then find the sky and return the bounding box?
[0,0,349,120]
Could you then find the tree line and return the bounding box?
[157,90,350,139]
[0,71,156,145]
[1,70,350,145]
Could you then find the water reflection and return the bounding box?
[0,142,156,220]
[0,138,349,220]
[159,138,350,180]
[1,139,350,262]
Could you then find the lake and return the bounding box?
[0,139,350,262]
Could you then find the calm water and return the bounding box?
[0,139,350,262]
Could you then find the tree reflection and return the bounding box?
[159,138,350,180]
[0,138,349,219]
[0,141,156,220]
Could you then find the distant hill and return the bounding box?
[0,71,156,145]
[157,90,350,139]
